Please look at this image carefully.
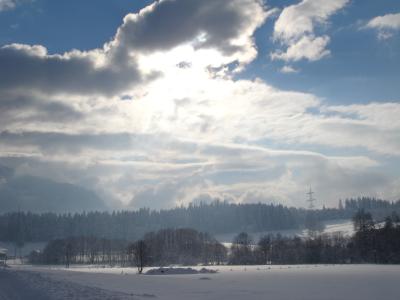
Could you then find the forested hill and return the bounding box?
[1,198,399,243]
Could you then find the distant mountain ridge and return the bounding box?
[0,164,13,180]
[0,165,106,213]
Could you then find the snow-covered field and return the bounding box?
[2,219,392,299]
[13,264,400,300]
[322,219,355,236]
[217,219,354,246]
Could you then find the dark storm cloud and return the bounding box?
[0,131,142,153]
[0,44,145,96]
[0,92,84,124]
[115,0,265,55]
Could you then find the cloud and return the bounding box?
[0,0,399,210]
[279,65,299,74]
[0,0,268,97]
[112,0,268,70]
[272,35,330,62]
[0,44,146,96]
[1,133,389,209]
[0,92,84,129]
[271,0,349,62]
[366,12,400,30]
[364,12,400,40]
[0,0,16,11]
[1,75,399,208]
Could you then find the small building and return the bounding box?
[0,248,7,266]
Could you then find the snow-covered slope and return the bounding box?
[322,219,354,236]
[14,264,400,300]
[216,219,354,244]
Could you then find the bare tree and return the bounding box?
[258,235,271,265]
[128,240,148,274]
[229,232,254,265]
[65,240,73,268]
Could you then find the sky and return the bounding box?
[0,0,399,210]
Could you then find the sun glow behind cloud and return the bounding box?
[0,0,399,210]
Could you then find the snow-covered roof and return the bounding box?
[0,248,8,254]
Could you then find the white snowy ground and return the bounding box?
[217,219,355,247]
[13,264,400,300]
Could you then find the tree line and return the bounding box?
[2,197,399,245]
[229,210,400,265]
[29,228,227,272]
[29,210,400,269]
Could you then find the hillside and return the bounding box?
[0,165,106,214]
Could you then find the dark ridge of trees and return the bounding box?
[229,211,400,265]
[226,231,351,265]
[29,236,129,266]
[29,211,400,267]
[313,197,400,221]
[30,228,227,267]
[344,197,397,211]
[350,211,400,263]
[0,201,304,243]
[343,197,400,220]
[2,198,400,243]
[140,228,227,266]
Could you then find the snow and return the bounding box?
[5,269,135,300]
[322,219,355,236]
[216,219,355,244]
[13,264,400,300]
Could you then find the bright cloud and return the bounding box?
[113,0,268,71]
[365,12,400,39]
[279,65,299,74]
[0,0,269,96]
[271,0,349,62]
[1,67,399,208]
[271,35,330,62]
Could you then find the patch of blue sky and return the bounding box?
[0,0,152,52]
[1,0,398,104]
[240,0,400,105]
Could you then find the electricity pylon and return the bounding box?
[306,187,316,209]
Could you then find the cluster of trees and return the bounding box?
[343,197,399,211]
[29,210,400,269]
[228,211,400,265]
[30,228,227,270]
[351,210,400,263]
[229,232,350,265]
[139,228,227,266]
[342,198,400,220]
[29,236,128,266]
[3,198,399,245]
